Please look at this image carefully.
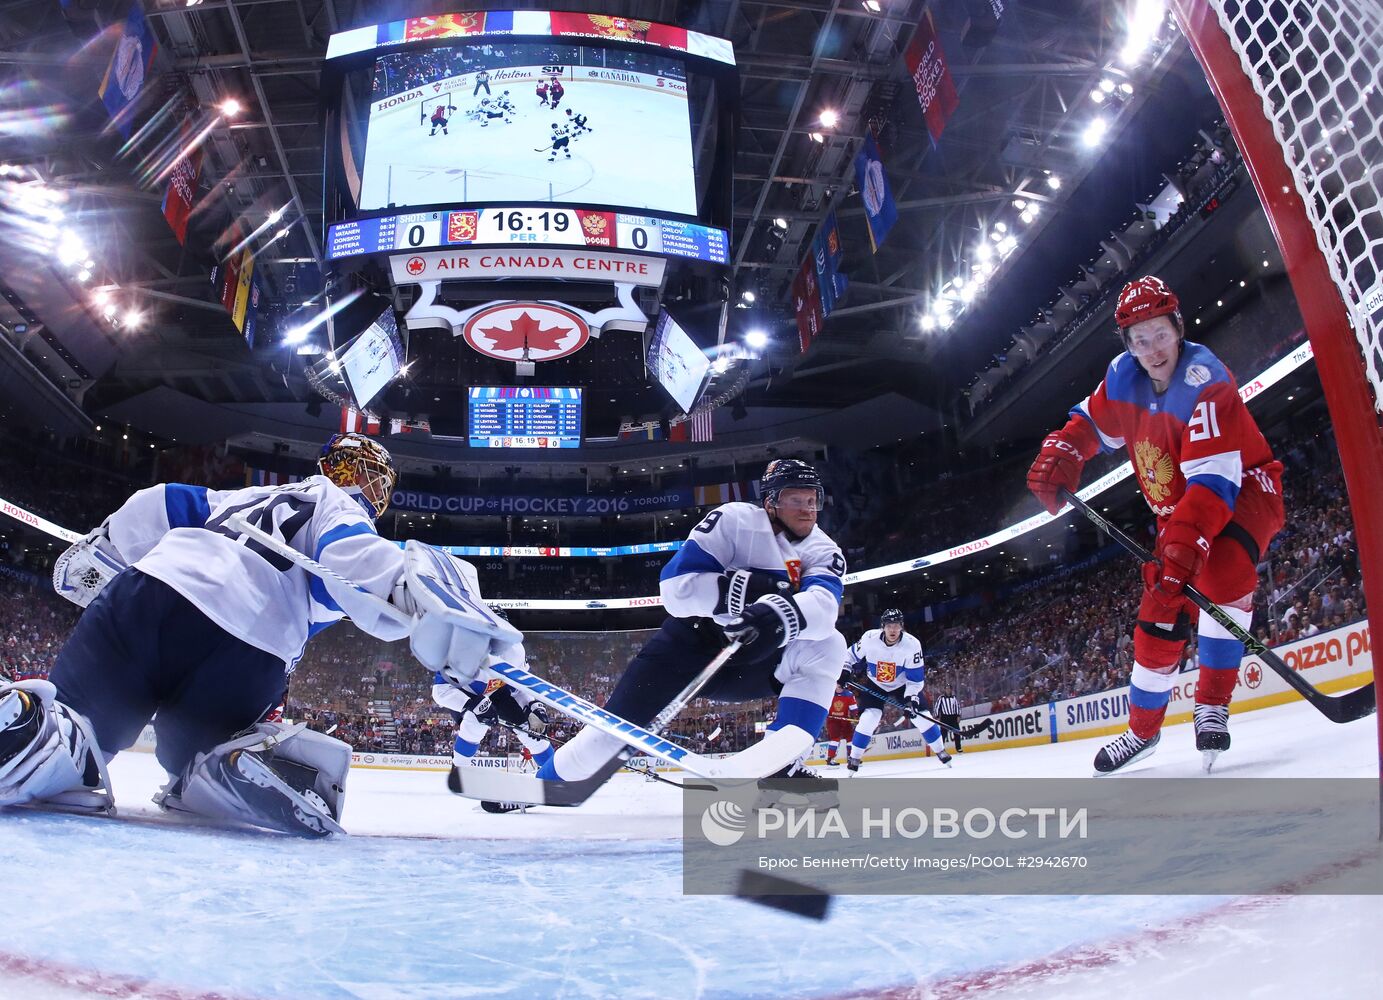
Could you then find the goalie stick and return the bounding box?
[1060,488,1376,724]
[227,515,744,781]
[843,680,963,735]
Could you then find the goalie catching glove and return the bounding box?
[52,520,127,608]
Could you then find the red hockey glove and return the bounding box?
[1027,433,1086,516]
[1143,520,1211,608]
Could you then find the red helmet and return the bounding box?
[1115,276,1180,329]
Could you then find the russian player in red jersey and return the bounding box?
[823,683,857,766]
[1027,276,1284,774]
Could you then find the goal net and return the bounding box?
[419,93,457,126]
[1173,0,1383,764]
[1199,0,1383,407]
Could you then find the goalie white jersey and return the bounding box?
[658,501,845,641]
[111,477,405,667]
[850,629,926,697]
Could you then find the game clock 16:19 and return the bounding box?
[487,210,573,237]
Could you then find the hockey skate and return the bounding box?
[824,756,840,767]
[1193,704,1231,773]
[845,756,861,774]
[754,758,839,811]
[1092,729,1161,776]
[480,800,529,814]
[936,750,953,767]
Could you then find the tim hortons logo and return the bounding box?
[461,303,591,362]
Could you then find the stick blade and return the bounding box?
[1316,682,1377,724]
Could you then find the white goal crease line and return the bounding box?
[0,341,1316,609]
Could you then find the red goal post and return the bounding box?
[1170,1,1383,769]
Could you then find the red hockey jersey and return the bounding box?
[829,692,857,721]
[1066,342,1277,538]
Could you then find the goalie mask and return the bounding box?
[318,432,397,519]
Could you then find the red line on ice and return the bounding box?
[0,949,263,1000]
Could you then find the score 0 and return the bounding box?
[393,212,445,251]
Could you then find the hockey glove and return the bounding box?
[723,593,804,660]
[902,694,925,718]
[1143,519,1210,609]
[471,696,499,726]
[715,569,791,617]
[524,703,550,736]
[1026,417,1100,516]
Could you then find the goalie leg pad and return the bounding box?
[0,680,114,812]
[163,723,350,837]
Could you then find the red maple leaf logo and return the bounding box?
[1244,664,1262,688]
[474,311,572,354]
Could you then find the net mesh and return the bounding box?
[1208,0,1383,410]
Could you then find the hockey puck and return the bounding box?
[734,869,832,921]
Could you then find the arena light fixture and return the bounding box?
[1100,78,1116,93]
[1091,88,1106,104]
[1013,198,1027,210]
[741,289,756,304]
[862,0,882,11]
[1046,174,1062,190]
[772,216,788,231]
[284,324,311,344]
[219,98,243,117]
[744,329,769,349]
[1120,82,1134,96]
[1082,117,1110,148]
[122,311,143,329]
[808,131,825,143]
[919,314,937,331]
[818,109,839,128]
[1020,209,1035,225]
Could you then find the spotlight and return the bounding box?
[1047,174,1062,190]
[219,98,243,117]
[1082,117,1110,148]
[773,217,788,231]
[919,314,936,331]
[741,290,756,304]
[819,109,840,128]
[745,329,769,349]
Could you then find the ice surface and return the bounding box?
[0,697,1378,998]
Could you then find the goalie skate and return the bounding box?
[753,758,839,811]
[1194,704,1231,773]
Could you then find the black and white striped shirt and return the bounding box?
[934,694,959,716]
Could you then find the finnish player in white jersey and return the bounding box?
[432,604,554,813]
[843,609,952,771]
[0,433,513,836]
[537,459,849,787]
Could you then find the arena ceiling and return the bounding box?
[0,0,1236,451]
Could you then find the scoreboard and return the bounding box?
[327,205,729,265]
[468,386,583,449]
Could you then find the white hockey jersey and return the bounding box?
[658,501,844,640]
[849,629,926,696]
[431,639,529,713]
[108,477,405,668]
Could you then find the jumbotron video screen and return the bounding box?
[357,41,697,216]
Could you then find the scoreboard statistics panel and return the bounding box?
[468,386,583,448]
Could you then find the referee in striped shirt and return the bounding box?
[934,690,962,752]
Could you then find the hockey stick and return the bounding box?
[451,639,747,806]
[1060,488,1376,724]
[226,515,734,775]
[843,679,964,735]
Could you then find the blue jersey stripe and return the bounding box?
[659,538,724,581]
[1186,473,1240,509]
[768,696,829,737]
[314,521,375,560]
[309,576,342,615]
[164,484,211,529]
[801,574,844,602]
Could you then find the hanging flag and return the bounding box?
[668,420,690,443]
[904,9,960,144]
[161,119,203,245]
[691,410,714,443]
[341,407,381,435]
[389,417,431,435]
[98,4,159,138]
[853,130,899,253]
[793,210,848,353]
[618,420,665,441]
